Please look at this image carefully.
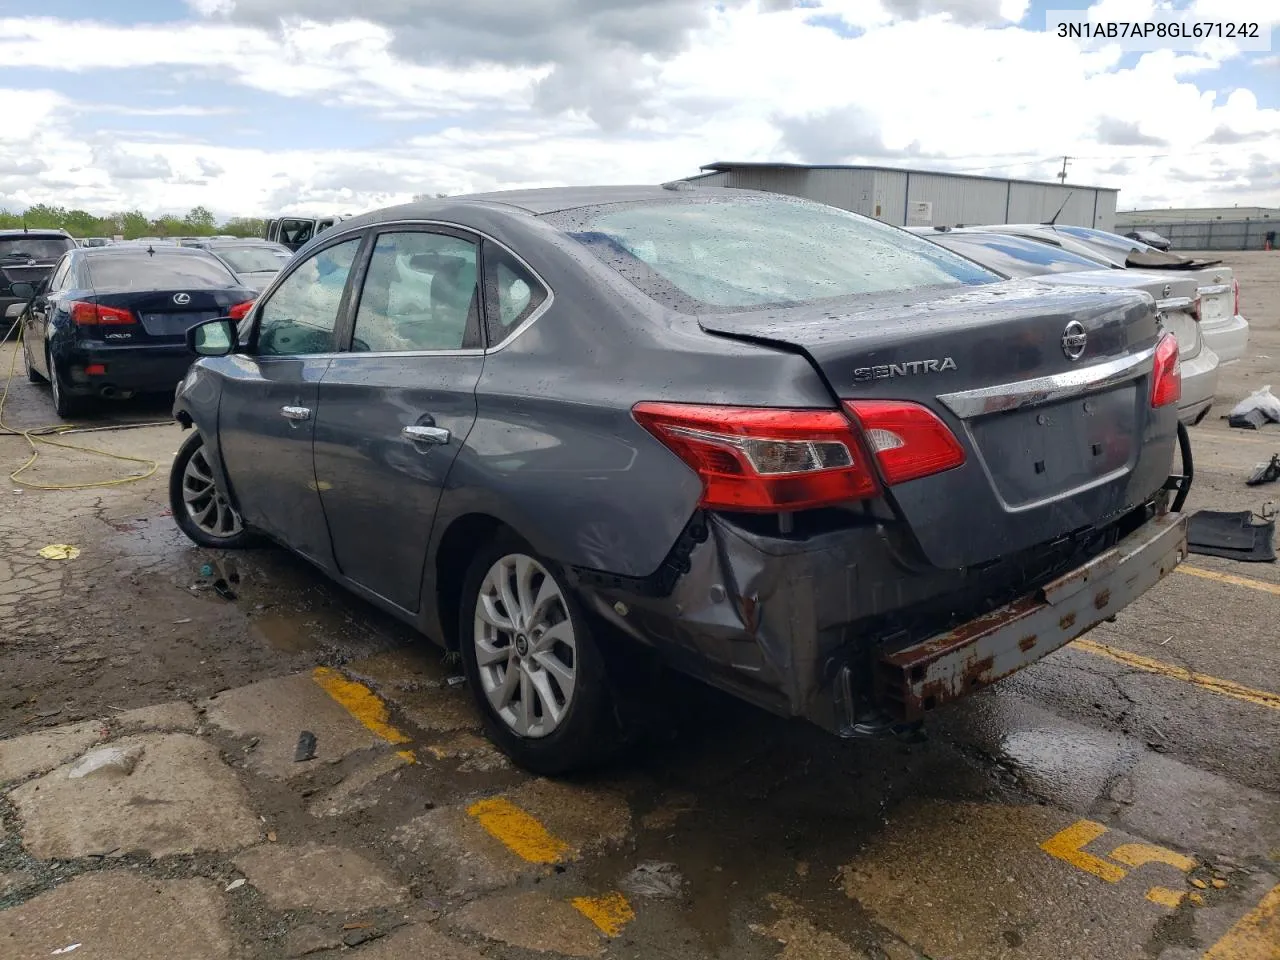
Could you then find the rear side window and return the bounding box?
[934,235,1108,278]
[86,254,238,289]
[550,195,996,313]
[482,243,547,344]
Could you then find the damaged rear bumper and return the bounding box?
[577,508,1188,738]
[875,511,1187,724]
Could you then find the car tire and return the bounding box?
[46,348,87,419]
[459,532,618,776]
[169,431,257,549]
[24,339,45,383]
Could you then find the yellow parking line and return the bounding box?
[1073,640,1280,712]
[467,796,573,864]
[1177,565,1280,597]
[571,892,636,937]
[312,667,413,746]
[1204,882,1280,959]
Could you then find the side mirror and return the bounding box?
[9,281,35,300]
[187,317,236,357]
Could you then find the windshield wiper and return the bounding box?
[0,252,36,260]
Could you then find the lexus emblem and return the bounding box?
[1162,283,1172,297]
[173,292,191,305]
[1061,321,1087,361]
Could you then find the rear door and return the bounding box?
[214,234,365,564]
[311,225,494,611]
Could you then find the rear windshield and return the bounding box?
[0,236,75,260]
[1053,225,1155,254]
[218,246,292,273]
[550,195,997,312]
[932,234,1109,278]
[86,253,238,290]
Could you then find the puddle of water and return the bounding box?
[251,612,319,652]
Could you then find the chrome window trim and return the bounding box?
[304,217,555,356]
[937,345,1156,419]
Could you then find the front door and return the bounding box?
[214,234,364,564]
[313,227,486,611]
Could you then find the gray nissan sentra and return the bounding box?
[170,185,1190,774]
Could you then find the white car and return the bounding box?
[987,224,1250,364]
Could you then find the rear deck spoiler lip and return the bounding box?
[936,344,1156,419]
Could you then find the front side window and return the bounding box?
[550,195,997,313]
[279,219,314,246]
[482,243,547,345]
[350,231,479,353]
[255,237,361,356]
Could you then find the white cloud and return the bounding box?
[0,4,1278,217]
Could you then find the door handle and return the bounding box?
[403,425,450,445]
[280,405,312,421]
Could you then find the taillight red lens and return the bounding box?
[632,403,877,511]
[69,301,134,326]
[845,400,966,484]
[1150,332,1181,408]
[1233,278,1240,317]
[228,300,255,321]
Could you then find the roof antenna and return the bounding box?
[22,214,28,234]
[1044,191,1074,227]
[146,245,156,256]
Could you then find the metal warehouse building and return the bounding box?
[684,161,1119,232]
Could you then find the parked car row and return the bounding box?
[156,186,1192,774]
[908,222,1251,425]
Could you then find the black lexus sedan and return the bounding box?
[14,244,257,418]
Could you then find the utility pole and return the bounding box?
[1058,156,1072,184]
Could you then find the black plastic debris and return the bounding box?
[1186,510,1276,563]
[294,731,317,762]
[1226,386,1280,430]
[1229,408,1271,431]
[1247,455,1280,487]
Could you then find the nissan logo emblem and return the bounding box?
[1062,321,1087,361]
[173,292,191,305]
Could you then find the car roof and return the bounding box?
[80,244,216,258]
[450,185,694,214]
[0,228,72,238]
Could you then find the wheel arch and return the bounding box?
[429,512,511,650]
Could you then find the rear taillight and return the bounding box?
[632,399,966,512]
[1233,278,1240,316]
[70,301,134,326]
[1189,296,1201,322]
[632,403,877,511]
[228,300,255,320]
[1150,332,1181,408]
[844,400,967,484]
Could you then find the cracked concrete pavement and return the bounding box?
[1,253,1278,958]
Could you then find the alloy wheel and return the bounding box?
[182,443,244,539]
[473,553,577,739]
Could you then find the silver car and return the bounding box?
[980,224,1249,365]
[911,227,1218,425]
[186,239,294,292]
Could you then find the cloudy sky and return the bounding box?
[1,0,1277,219]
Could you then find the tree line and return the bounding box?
[0,204,266,240]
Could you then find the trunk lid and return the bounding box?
[698,279,1175,570]
[0,260,56,298]
[87,289,244,342]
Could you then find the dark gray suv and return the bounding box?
[171,186,1189,774]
